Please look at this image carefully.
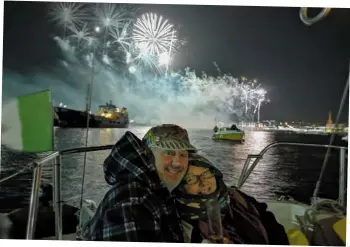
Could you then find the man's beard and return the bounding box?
[154,160,184,192]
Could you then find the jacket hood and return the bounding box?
[103,131,163,190]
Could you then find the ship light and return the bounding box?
[106,113,112,118]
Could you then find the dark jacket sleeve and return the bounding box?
[100,200,163,242]
[237,190,290,245]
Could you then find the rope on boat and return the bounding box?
[299,8,331,26]
[302,198,345,233]
[312,63,350,202]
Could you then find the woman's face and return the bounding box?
[184,165,217,195]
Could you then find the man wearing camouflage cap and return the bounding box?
[142,124,197,191]
[82,124,196,242]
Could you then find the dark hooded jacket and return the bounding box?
[82,131,184,242]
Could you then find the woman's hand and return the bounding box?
[201,239,211,244]
[202,237,233,244]
[223,237,233,244]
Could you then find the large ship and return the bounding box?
[54,101,129,128]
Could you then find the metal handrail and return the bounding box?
[0,145,114,184]
[236,142,348,209]
[25,145,113,240]
[60,145,114,155]
[23,142,347,240]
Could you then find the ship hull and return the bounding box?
[54,107,129,128]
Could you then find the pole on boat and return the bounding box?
[77,24,100,237]
[26,164,42,239]
[312,62,349,202]
[338,148,346,208]
[257,100,261,123]
[53,155,63,240]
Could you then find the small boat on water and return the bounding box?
[212,125,245,143]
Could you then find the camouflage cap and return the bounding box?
[142,124,197,151]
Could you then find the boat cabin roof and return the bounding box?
[99,100,118,109]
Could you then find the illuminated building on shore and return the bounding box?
[325,111,347,133]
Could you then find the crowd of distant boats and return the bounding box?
[240,125,345,136]
[236,112,348,136]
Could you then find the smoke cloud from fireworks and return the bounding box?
[3,2,269,129]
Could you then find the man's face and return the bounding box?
[151,148,189,191]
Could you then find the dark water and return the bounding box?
[0,127,347,213]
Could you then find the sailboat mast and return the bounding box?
[85,84,90,113]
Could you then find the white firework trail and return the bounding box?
[48,2,87,39]
[68,23,91,48]
[81,36,100,56]
[132,13,178,56]
[133,52,161,74]
[94,3,130,55]
[116,39,161,74]
[252,89,267,115]
[109,21,132,53]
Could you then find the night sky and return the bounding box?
[3,1,350,123]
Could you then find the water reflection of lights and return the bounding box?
[235,130,277,196]
[250,131,270,153]
[99,128,114,146]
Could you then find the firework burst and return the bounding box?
[132,13,178,56]
[94,3,129,32]
[48,2,87,38]
[48,4,187,75]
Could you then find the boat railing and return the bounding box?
[23,145,113,240]
[15,142,348,240]
[236,142,348,208]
